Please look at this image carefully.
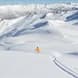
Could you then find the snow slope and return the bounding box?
[0,52,73,78]
[0,4,78,78]
[0,15,78,53]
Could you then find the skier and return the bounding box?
[35,46,40,53]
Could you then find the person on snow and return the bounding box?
[35,46,40,53]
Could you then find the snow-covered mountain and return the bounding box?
[0,4,78,78]
[0,4,78,52]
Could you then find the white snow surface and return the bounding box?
[0,51,73,78]
[0,4,78,78]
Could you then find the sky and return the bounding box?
[0,0,78,4]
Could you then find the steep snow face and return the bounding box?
[0,4,78,54]
[65,11,78,25]
[66,11,78,21]
[0,4,78,78]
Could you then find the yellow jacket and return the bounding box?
[35,47,40,53]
